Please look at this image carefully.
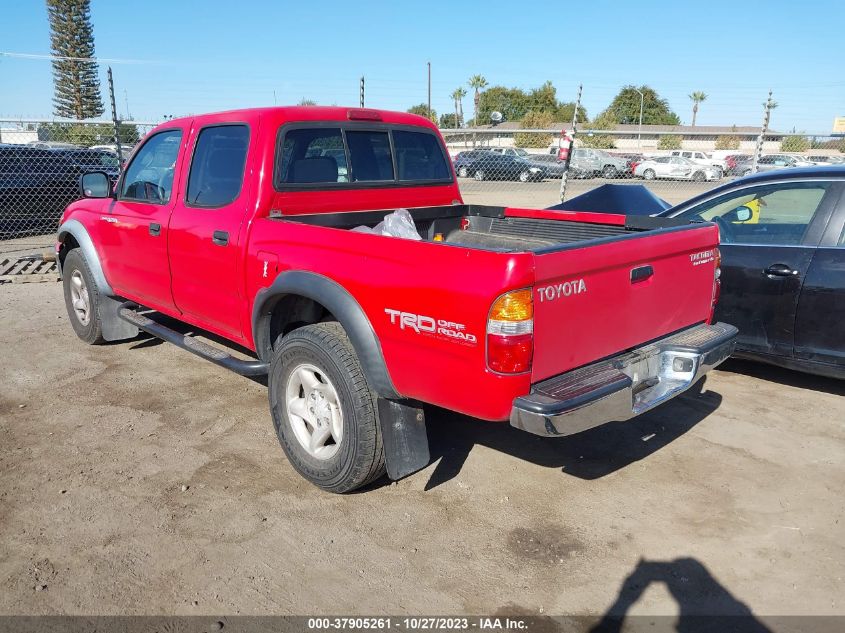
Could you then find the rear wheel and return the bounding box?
[62,248,105,344]
[474,169,486,181]
[643,169,656,180]
[268,322,385,493]
[457,166,468,178]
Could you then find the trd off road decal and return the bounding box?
[384,309,477,345]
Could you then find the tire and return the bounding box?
[474,169,485,181]
[268,322,385,493]
[643,169,656,180]
[62,248,105,344]
[692,171,706,182]
[601,165,618,179]
[457,166,468,178]
[518,170,530,183]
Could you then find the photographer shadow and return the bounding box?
[590,557,772,633]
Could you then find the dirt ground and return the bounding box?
[1,280,843,618]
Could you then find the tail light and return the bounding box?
[709,248,721,323]
[487,289,533,374]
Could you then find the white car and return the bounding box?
[669,150,727,172]
[634,156,721,181]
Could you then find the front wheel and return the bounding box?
[518,170,530,183]
[692,171,706,182]
[474,169,486,181]
[601,165,618,178]
[62,248,105,344]
[643,169,656,180]
[268,322,385,493]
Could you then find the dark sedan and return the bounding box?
[662,166,845,379]
[457,152,546,182]
[0,145,85,238]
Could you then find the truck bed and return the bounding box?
[271,204,690,253]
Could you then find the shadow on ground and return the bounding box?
[588,557,773,632]
[422,377,722,490]
[719,358,844,397]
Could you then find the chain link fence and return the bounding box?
[1,118,842,255]
[0,118,157,255]
[441,128,845,210]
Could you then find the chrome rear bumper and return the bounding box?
[510,322,737,437]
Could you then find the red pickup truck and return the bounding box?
[57,106,736,492]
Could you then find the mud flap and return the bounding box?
[100,295,139,342]
[377,399,430,481]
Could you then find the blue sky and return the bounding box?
[1,0,842,131]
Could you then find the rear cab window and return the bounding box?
[275,123,452,188]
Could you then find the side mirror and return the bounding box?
[734,206,753,222]
[80,171,112,198]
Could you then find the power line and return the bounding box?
[0,51,160,65]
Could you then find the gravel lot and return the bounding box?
[1,270,843,618]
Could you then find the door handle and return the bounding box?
[764,263,799,278]
[212,230,229,246]
[149,223,161,236]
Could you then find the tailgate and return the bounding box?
[531,223,719,382]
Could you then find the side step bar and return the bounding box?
[117,302,269,376]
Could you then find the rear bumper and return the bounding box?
[510,322,737,437]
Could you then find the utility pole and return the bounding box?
[360,76,365,108]
[427,62,432,122]
[634,88,645,151]
[752,90,774,174]
[559,83,583,203]
[107,67,123,172]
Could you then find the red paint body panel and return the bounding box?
[59,106,720,422]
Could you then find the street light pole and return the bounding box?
[635,88,644,151]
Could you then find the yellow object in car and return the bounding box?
[734,198,762,224]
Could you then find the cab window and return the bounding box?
[120,129,182,203]
[186,125,249,207]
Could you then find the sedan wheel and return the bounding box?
[692,171,706,182]
[474,170,485,181]
[643,169,656,180]
[519,170,530,183]
[458,166,468,178]
[602,165,618,179]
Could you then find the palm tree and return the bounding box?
[450,87,467,128]
[468,75,488,126]
[689,91,707,126]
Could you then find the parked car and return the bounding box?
[54,148,121,182]
[669,150,727,172]
[0,144,83,237]
[662,165,845,378]
[56,105,734,492]
[731,154,813,176]
[570,148,629,178]
[90,143,134,161]
[460,151,546,182]
[803,155,844,166]
[523,152,591,178]
[28,141,80,150]
[453,149,494,177]
[634,156,721,181]
[725,154,752,175]
[616,153,645,178]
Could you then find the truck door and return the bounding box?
[97,125,187,309]
[168,119,255,339]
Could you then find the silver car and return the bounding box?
[570,148,629,178]
[634,156,720,181]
